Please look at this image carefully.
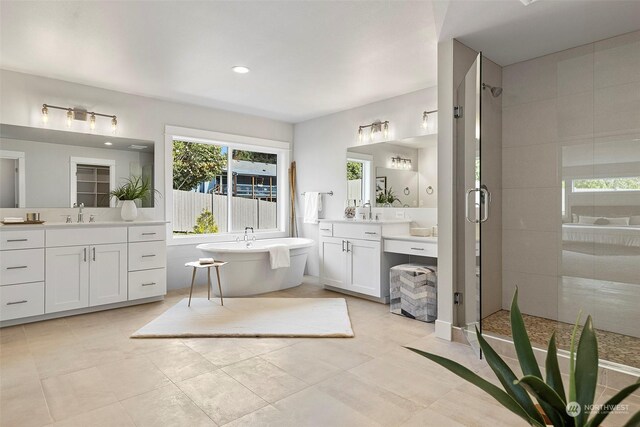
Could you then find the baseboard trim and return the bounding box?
[435,319,452,341]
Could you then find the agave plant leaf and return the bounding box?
[474,327,546,425]
[405,347,545,427]
[546,332,567,404]
[621,409,640,427]
[510,288,543,379]
[575,316,598,427]
[568,312,582,405]
[585,382,640,427]
[516,375,575,427]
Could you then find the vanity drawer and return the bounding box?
[47,227,127,247]
[0,282,45,321]
[129,268,166,300]
[0,230,44,251]
[318,223,333,237]
[384,239,437,257]
[333,223,382,241]
[129,225,166,243]
[129,241,166,271]
[0,249,45,286]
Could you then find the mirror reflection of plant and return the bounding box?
[347,161,363,180]
[376,187,400,206]
[110,176,158,201]
[406,289,640,427]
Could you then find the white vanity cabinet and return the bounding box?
[0,229,46,321]
[46,228,128,313]
[0,221,167,325]
[319,220,409,300]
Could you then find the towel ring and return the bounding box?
[426,186,434,195]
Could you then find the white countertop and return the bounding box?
[383,234,438,243]
[0,220,168,230]
[319,218,411,224]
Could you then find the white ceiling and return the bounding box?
[1,1,639,123]
[0,1,438,123]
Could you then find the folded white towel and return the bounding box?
[3,217,24,223]
[303,192,322,224]
[199,258,215,265]
[268,244,290,269]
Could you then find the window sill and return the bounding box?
[167,230,289,246]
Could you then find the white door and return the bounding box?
[347,239,381,297]
[319,237,347,290]
[89,243,127,306]
[46,246,89,313]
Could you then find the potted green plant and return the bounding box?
[110,176,152,221]
[407,290,640,426]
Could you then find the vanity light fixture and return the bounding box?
[391,156,411,169]
[421,109,437,130]
[41,103,118,133]
[358,120,390,143]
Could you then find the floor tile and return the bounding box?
[222,356,308,403]
[121,383,216,427]
[42,366,117,421]
[177,370,268,425]
[52,402,135,427]
[145,342,217,382]
[95,355,171,400]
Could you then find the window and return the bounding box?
[346,154,371,205]
[166,127,289,243]
[572,177,640,192]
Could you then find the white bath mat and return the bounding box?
[131,297,354,338]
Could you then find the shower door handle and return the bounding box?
[465,189,480,224]
[479,186,491,223]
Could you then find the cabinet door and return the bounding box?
[46,246,89,313]
[319,237,347,290]
[347,239,381,297]
[90,243,127,306]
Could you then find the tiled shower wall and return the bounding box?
[501,30,640,336]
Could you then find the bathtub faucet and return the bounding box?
[243,227,256,247]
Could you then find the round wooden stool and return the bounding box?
[185,261,227,307]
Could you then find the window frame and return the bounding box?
[346,152,372,205]
[165,126,290,246]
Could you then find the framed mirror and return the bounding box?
[0,124,155,209]
[346,134,437,208]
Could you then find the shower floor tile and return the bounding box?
[482,309,640,369]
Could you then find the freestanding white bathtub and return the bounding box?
[196,237,314,297]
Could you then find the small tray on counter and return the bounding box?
[1,220,46,225]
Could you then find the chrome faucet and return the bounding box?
[362,201,372,220]
[73,202,85,223]
[243,227,255,247]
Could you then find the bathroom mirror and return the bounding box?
[0,124,155,208]
[346,134,437,208]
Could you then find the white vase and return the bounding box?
[120,200,138,221]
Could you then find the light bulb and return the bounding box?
[408,160,412,169]
[89,113,96,130]
[41,105,48,124]
[358,127,363,143]
[111,116,118,133]
[422,112,428,129]
[383,122,389,139]
[66,109,74,128]
[391,158,396,168]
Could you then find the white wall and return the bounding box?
[0,69,293,289]
[293,87,438,276]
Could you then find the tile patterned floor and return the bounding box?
[483,309,640,369]
[1,281,638,426]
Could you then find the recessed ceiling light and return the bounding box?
[104,141,113,146]
[232,66,250,74]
